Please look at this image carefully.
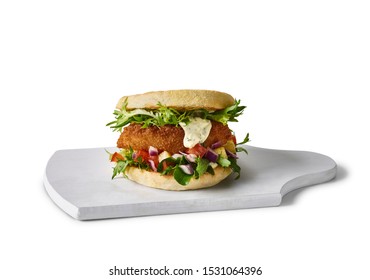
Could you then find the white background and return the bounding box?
[1,1,369,279]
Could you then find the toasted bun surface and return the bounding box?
[124,166,232,191]
[116,89,235,111]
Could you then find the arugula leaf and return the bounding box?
[110,148,149,179]
[107,99,246,132]
[112,160,129,179]
[229,157,241,179]
[236,146,248,155]
[237,132,250,145]
[173,166,193,185]
[206,165,215,175]
[155,155,216,184]
[227,132,250,178]
[207,99,246,124]
[157,157,177,173]
[234,132,250,155]
[195,157,209,179]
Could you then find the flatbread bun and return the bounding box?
[116,89,235,111]
[124,166,232,191]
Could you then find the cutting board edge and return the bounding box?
[76,193,282,220]
[280,163,337,198]
[44,172,81,220]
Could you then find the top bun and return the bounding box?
[116,89,235,111]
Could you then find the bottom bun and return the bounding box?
[125,166,232,191]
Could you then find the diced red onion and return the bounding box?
[179,164,194,175]
[172,153,183,159]
[148,146,158,156]
[226,149,238,159]
[211,141,222,149]
[186,154,197,163]
[204,148,218,162]
[179,151,197,163]
[148,159,157,172]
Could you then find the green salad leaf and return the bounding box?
[173,166,193,186]
[237,132,250,145]
[207,99,246,124]
[229,158,241,179]
[229,132,251,177]
[235,132,250,155]
[195,157,209,179]
[109,148,149,179]
[111,150,218,186]
[107,99,246,132]
[109,144,250,185]
[112,160,129,180]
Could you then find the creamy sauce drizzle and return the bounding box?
[180,117,212,148]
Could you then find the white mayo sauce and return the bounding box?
[180,117,212,148]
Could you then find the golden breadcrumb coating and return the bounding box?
[117,121,233,154]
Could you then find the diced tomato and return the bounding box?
[134,150,150,163]
[111,152,125,162]
[185,143,207,158]
[133,150,160,168]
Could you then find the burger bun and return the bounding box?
[116,89,235,111]
[124,166,232,191]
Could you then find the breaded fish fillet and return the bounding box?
[117,121,233,154]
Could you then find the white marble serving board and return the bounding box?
[44,146,336,220]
